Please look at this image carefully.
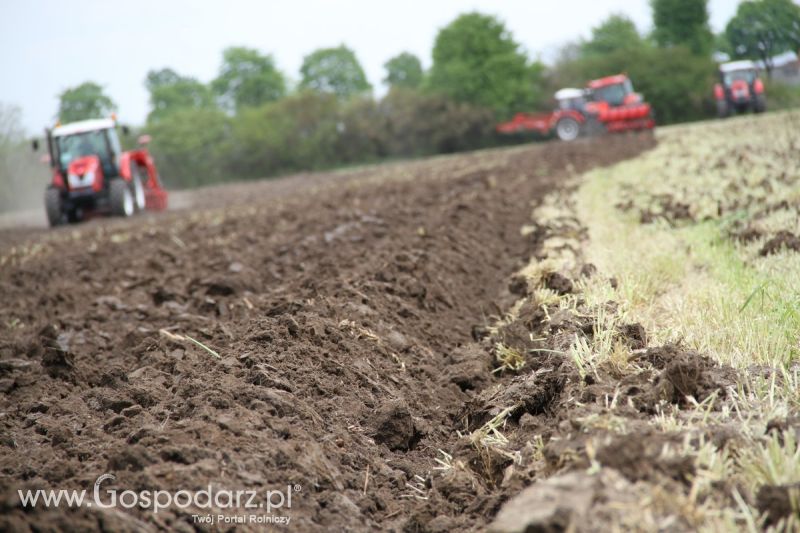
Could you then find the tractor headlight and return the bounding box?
[84,171,95,184]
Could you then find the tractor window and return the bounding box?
[723,70,756,86]
[558,97,585,111]
[57,130,111,169]
[592,83,627,107]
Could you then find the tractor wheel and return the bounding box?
[130,164,146,212]
[110,178,135,217]
[754,95,767,114]
[45,188,64,227]
[716,100,729,118]
[555,117,581,142]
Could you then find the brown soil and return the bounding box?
[756,483,800,526]
[638,193,694,225]
[759,230,800,256]
[0,136,655,532]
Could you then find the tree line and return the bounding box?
[48,0,800,188]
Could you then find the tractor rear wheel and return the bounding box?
[130,164,146,212]
[45,188,64,227]
[555,117,581,142]
[716,100,729,118]
[110,178,135,217]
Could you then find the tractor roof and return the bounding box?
[588,74,628,89]
[554,88,584,100]
[52,118,115,137]
[720,60,756,73]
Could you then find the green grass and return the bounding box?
[560,111,800,530]
[576,112,800,369]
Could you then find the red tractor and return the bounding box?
[33,117,168,226]
[497,74,655,141]
[714,60,766,118]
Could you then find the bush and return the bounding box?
[765,81,800,111]
[226,92,341,179]
[335,97,386,164]
[212,89,495,182]
[378,88,495,157]
[146,108,230,188]
[0,104,50,213]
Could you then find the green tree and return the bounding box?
[212,47,286,112]
[0,103,49,213]
[299,45,372,98]
[652,0,714,56]
[427,12,544,117]
[726,0,800,75]
[146,107,229,187]
[58,82,115,123]
[383,52,424,89]
[228,92,341,178]
[582,14,642,56]
[145,68,215,123]
[145,68,182,90]
[712,32,734,56]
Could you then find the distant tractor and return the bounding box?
[714,60,766,118]
[497,74,655,142]
[33,117,167,226]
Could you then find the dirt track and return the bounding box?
[0,136,654,532]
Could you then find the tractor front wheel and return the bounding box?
[110,179,135,217]
[555,117,581,142]
[45,188,64,227]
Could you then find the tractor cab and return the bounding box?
[51,119,122,182]
[719,60,758,88]
[586,75,642,108]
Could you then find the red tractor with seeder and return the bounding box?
[33,116,168,226]
[497,74,655,141]
[714,60,766,118]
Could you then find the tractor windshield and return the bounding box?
[723,70,756,86]
[591,79,633,107]
[558,97,586,111]
[55,127,122,179]
[56,130,111,169]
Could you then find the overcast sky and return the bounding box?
[2,0,739,133]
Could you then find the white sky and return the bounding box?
[2,0,739,133]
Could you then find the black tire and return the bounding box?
[130,164,146,212]
[754,95,766,114]
[109,178,135,217]
[716,100,729,119]
[555,117,581,142]
[45,188,63,227]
